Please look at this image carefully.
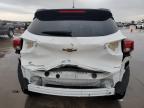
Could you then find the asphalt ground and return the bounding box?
[0,29,144,108]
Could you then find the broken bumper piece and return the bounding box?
[28,84,115,97]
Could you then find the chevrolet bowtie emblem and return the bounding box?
[62,48,77,52]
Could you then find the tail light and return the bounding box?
[13,37,22,53]
[123,39,134,53]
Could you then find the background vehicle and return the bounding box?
[13,22,25,29]
[13,9,134,99]
[0,21,15,38]
[117,22,124,27]
[136,23,144,29]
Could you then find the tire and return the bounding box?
[22,89,38,96]
[18,60,38,96]
[8,29,14,38]
[112,66,130,99]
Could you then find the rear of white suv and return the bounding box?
[13,9,134,99]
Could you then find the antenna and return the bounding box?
[72,0,75,8]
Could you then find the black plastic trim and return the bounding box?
[115,66,130,95]
[45,84,102,89]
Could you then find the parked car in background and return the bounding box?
[13,9,134,99]
[13,22,25,29]
[117,22,123,27]
[0,21,15,38]
[123,23,131,28]
[136,23,144,29]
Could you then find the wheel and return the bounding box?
[22,89,39,96]
[8,29,14,38]
[112,66,130,99]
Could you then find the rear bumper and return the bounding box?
[28,84,115,97]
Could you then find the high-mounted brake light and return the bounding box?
[123,39,134,53]
[58,10,86,13]
[13,37,22,50]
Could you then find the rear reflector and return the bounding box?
[123,39,134,53]
[58,10,86,13]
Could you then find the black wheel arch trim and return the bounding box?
[115,66,130,95]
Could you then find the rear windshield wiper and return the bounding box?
[42,31,72,36]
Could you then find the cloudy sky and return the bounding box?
[0,0,144,21]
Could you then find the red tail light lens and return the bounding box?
[123,39,134,53]
[13,37,22,50]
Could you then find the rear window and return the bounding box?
[28,9,118,37]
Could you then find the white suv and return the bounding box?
[136,23,144,29]
[13,9,134,99]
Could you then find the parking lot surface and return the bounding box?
[0,29,144,108]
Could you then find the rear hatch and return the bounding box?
[21,9,126,73]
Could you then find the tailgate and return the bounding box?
[21,30,126,73]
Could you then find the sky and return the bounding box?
[0,0,144,21]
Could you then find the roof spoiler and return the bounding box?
[34,9,114,21]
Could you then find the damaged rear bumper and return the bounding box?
[28,84,115,97]
[19,61,120,97]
